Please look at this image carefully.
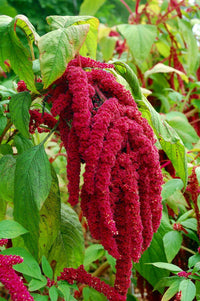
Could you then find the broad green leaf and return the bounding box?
[13,14,39,44]
[47,15,99,59]
[161,280,181,301]
[9,92,32,138]
[181,218,197,231]
[38,24,90,88]
[144,63,188,83]
[196,280,200,300]
[113,61,143,100]
[0,144,13,155]
[83,287,107,301]
[151,262,182,272]
[177,209,194,222]
[0,0,17,17]
[134,217,171,292]
[0,85,16,99]
[0,197,6,221]
[0,116,7,135]
[179,279,196,301]
[48,203,84,277]
[165,112,199,149]
[29,276,47,291]
[188,253,200,268]
[163,231,182,263]
[38,167,61,259]
[49,286,59,301]
[137,96,188,187]
[195,167,200,185]
[154,276,180,291]
[1,247,42,280]
[105,251,116,273]
[30,294,48,301]
[0,154,16,202]
[0,220,28,239]
[162,179,184,200]
[57,281,78,301]
[14,144,52,257]
[0,15,37,92]
[79,0,106,15]
[14,133,33,154]
[178,19,198,74]
[117,24,157,64]
[41,255,53,279]
[99,36,116,61]
[83,244,105,268]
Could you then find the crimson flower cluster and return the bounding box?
[0,239,34,301]
[42,55,163,299]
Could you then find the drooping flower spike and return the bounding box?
[41,55,163,299]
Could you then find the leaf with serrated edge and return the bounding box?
[9,92,32,138]
[39,24,89,88]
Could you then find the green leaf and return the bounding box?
[38,167,61,259]
[38,24,90,88]
[113,60,143,100]
[161,179,184,200]
[13,14,39,44]
[14,133,33,154]
[0,220,28,239]
[83,244,105,268]
[137,96,188,187]
[178,19,198,74]
[1,247,42,280]
[14,144,52,257]
[0,197,7,221]
[99,36,116,61]
[47,15,99,60]
[30,294,48,301]
[9,92,32,138]
[188,253,200,268]
[0,15,37,92]
[0,154,16,202]
[57,281,78,301]
[49,286,58,301]
[181,218,197,231]
[179,279,196,301]
[144,63,188,83]
[105,251,116,273]
[48,203,84,277]
[163,231,182,263]
[195,167,200,186]
[117,24,157,64]
[29,276,47,291]
[0,116,7,136]
[161,280,181,301]
[134,217,171,292]
[195,280,200,300]
[79,0,106,15]
[151,262,182,272]
[177,209,194,222]
[0,144,13,155]
[41,255,53,279]
[165,112,199,149]
[83,287,107,301]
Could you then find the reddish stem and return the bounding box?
[119,0,133,14]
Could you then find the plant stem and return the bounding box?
[185,107,198,118]
[119,0,133,14]
[181,245,196,255]
[92,261,110,277]
[0,119,12,144]
[40,121,60,145]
